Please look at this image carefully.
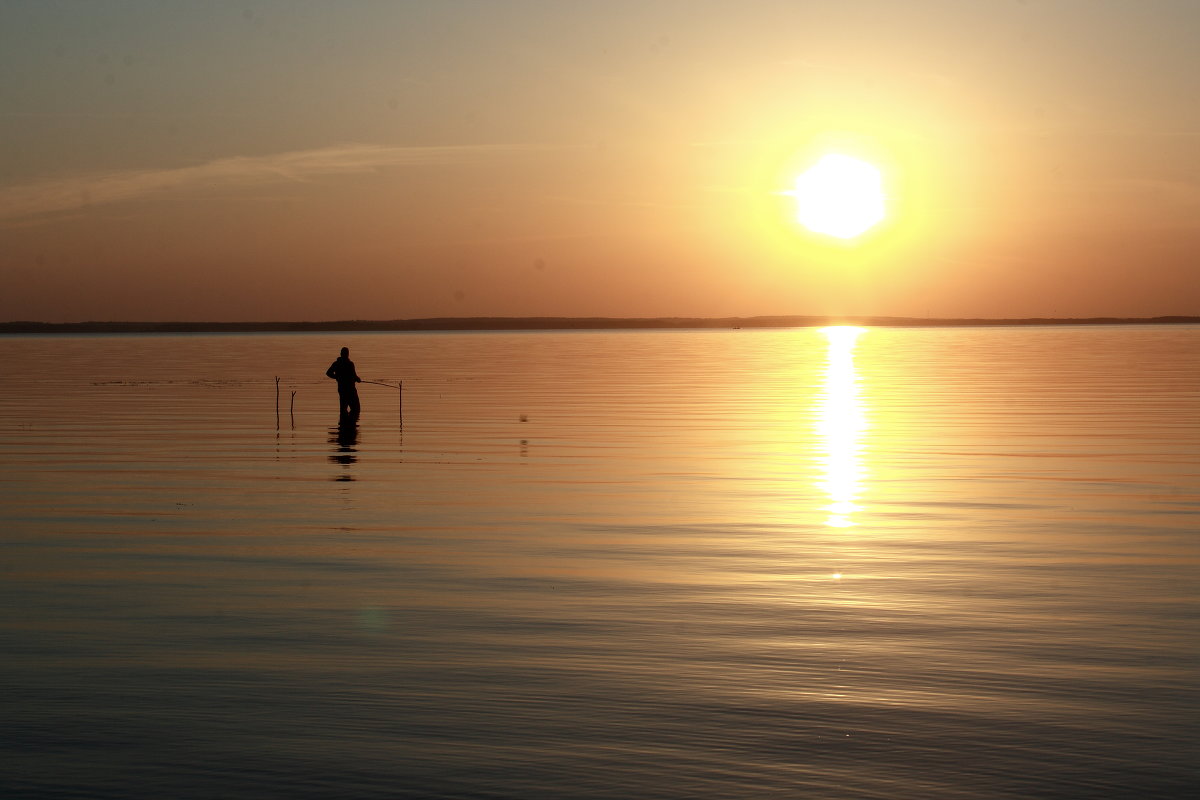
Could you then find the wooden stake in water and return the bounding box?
[290,390,297,428]
[361,380,404,428]
[275,376,280,428]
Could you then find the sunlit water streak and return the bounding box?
[817,326,867,528]
[1,326,1198,800]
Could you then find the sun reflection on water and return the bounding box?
[817,326,868,528]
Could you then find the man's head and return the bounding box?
[340,347,349,357]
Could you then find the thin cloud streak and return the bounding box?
[0,142,533,224]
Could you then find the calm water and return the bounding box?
[2,326,1197,799]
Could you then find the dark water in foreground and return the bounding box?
[2,326,1198,799]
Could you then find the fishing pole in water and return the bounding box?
[361,379,404,424]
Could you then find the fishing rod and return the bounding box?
[360,379,404,425]
[273,378,405,429]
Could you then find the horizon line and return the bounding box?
[2,314,1197,334]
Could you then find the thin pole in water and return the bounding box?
[290,390,297,428]
[275,376,280,429]
[361,380,404,428]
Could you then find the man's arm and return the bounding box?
[326,362,338,379]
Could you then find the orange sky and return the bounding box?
[2,1,1198,322]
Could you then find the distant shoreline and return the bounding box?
[1,315,1197,335]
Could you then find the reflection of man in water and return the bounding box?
[328,421,358,479]
[326,346,362,418]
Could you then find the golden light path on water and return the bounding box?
[816,326,868,528]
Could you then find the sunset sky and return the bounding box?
[3,0,1198,322]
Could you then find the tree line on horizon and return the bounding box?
[2,315,1197,334]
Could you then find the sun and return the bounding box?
[789,154,886,240]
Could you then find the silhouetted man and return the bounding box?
[326,346,362,419]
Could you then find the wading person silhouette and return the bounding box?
[326,346,362,419]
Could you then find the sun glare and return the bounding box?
[817,326,867,528]
[791,154,886,240]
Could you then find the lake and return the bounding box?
[2,325,1197,799]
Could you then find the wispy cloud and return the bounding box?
[0,142,529,224]
[1048,176,1200,228]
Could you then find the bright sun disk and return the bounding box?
[790,154,885,240]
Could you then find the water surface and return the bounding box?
[2,326,1197,799]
